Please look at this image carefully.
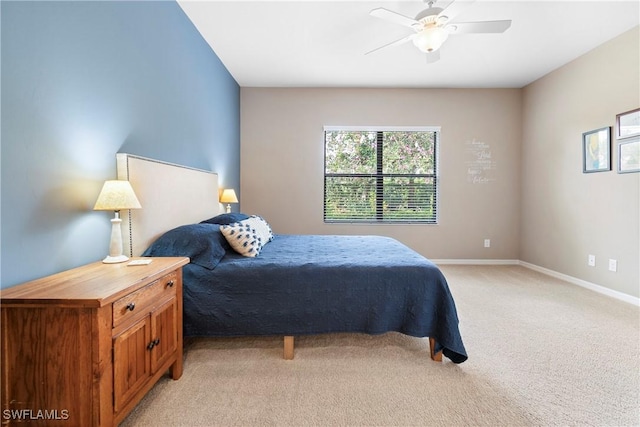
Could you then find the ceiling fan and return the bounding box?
[367,0,512,62]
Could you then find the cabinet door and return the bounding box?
[150,297,178,373]
[113,316,151,413]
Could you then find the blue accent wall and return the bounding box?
[1,1,240,288]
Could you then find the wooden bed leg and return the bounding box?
[429,337,443,362]
[283,336,294,360]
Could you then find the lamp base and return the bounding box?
[103,214,128,264]
[102,254,129,264]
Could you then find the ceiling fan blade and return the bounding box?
[425,50,440,64]
[370,8,421,30]
[437,0,476,22]
[365,34,416,55]
[447,20,512,34]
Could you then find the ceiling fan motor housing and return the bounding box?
[415,7,444,23]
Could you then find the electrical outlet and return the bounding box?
[484,239,491,248]
[588,254,596,267]
[608,259,617,272]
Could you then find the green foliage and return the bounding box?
[382,132,435,174]
[325,131,376,174]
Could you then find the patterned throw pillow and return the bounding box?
[245,215,274,243]
[220,221,264,257]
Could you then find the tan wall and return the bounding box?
[241,88,522,260]
[521,27,640,298]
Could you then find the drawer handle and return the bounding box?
[166,280,175,288]
[126,302,136,311]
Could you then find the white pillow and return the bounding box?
[245,215,274,243]
[220,222,264,257]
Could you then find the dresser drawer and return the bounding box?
[113,272,178,328]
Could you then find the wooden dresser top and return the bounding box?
[1,257,189,308]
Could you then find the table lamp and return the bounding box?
[220,189,238,213]
[93,180,142,263]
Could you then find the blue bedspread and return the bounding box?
[181,234,467,363]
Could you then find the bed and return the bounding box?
[116,153,467,364]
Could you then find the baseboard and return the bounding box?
[432,259,519,265]
[518,261,640,307]
[433,259,639,306]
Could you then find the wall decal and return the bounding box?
[465,139,496,184]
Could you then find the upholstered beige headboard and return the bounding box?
[116,153,220,257]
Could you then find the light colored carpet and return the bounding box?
[120,266,640,426]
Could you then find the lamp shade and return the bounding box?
[93,180,141,211]
[220,189,238,204]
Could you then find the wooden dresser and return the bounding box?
[1,257,189,426]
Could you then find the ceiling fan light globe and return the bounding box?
[413,26,449,53]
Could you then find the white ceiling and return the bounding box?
[177,0,639,88]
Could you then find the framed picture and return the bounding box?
[618,137,640,173]
[582,127,611,173]
[616,108,640,140]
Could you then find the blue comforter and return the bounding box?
[181,234,467,363]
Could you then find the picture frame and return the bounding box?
[582,126,611,173]
[617,137,640,173]
[616,108,640,140]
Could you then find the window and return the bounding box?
[324,126,439,223]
